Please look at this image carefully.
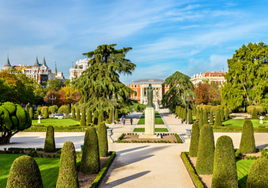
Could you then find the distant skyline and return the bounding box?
[1,0,268,84]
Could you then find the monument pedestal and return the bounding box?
[139,107,161,139]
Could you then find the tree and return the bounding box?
[210,109,214,125]
[239,119,256,154]
[76,108,80,121]
[183,108,187,122]
[44,89,57,105]
[87,109,92,125]
[29,107,34,119]
[194,82,210,104]
[6,156,43,188]
[47,79,62,92]
[115,108,118,121]
[44,126,55,152]
[246,158,268,188]
[109,109,113,124]
[221,42,268,111]
[44,107,49,119]
[0,102,32,144]
[55,89,66,106]
[224,108,229,120]
[215,109,222,126]
[34,85,46,105]
[220,107,224,121]
[93,110,99,125]
[189,109,193,124]
[71,108,75,119]
[203,111,208,125]
[80,109,86,126]
[199,108,203,130]
[189,122,199,157]
[211,136,238,188]
[252,107,258,119]
[98,123,108,157]
[161,71,195,112]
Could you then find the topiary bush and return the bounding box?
[183,108,187,122]
[41,106,48,115]
[224,108,229,120]
[44,125,55,152]
[115,108,118,121]
[98,122,108,157]
[246,158,268,188]
[29,107,34,120]
[25,104,28,111]
[56,141,79,188]
[72,108,75,119]
[199,108,203,129]
[87,109,92,124]
[109,109,113,124]
[247,105,264,115]
[94,110,99,125]
[98,114,103,125]
[196,108,199,120]
[80,108,86,126]
[178,106,182,118]
[189,109,193,124]
[6,155,43,188]
[44,107,49,119]
[58,105,69,114]
[215,109,222,126]
[76,108,80,121]
[196,124,215,175]
[220,107,224,121]
[210,109,214,125]
[49,105,58,114]
[189,122,199,157]
[211,136,238,188]
[239,119,256,154]
[252,107,258,119]
[81,127,100,174]
[203,111,208,125]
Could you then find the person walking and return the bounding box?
[123,117,126,125]
[130,118,133,125]
[121,115,124,123]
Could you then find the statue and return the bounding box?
[146,84,155,107]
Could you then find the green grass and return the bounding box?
[133,128,168,132]
[137,116,164,124]
[142,111,160,115]
[222,119,268,128]
[32,118,80,127]
[236,159,254,188]
[193,116,196,121]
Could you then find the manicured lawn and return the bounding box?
[32,118,80,127]
[137,116,164,124]
[222,119,268,128]
[142,111,160,115]
[236,159,254,188]
[133,128,168,132]
[0,154,60,188]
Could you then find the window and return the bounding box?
[218,74,222,77]
[219,81,222,85]
[144,90,146,96]
[212,74,215,77]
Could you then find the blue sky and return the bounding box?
[1,0,268,84]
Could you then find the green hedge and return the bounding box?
[246,158,268,188]
[240,119,256,154]
[44,125,55,152]
[189,122,199,157]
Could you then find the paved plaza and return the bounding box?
[1,109,268,187]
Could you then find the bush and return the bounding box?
[203,111,208,125]
[71,108,75,119]
[183,108,187,121]
[44,125,55,152]
[220,107,224,121]
[189,109,193,124]
[239,119,256,154]
[179,106,183,119]
[211,106,219,113]
[76,108,80,121]
[41,106,48,115]
[196,124,215,175]
[49,105,58,114]
[98,114,102,125]
[199,108,203,129]
[56,141,79,188]
[80,109,86,126]
[109,109,113,124]
[189,122,199,157]
[87,109,92,124]
[199,105,212,113]
[58,105,69,114]
[43,107,49,119]
[246,158,268,188]
[93,110,99,125]
[224,108,229,120]
[81,127,100,174]
[252,107,258,119]
[247,105,264,115]
[29,107,34,120]
[215,109,221,126]
[115,108,118,121]
[6,156,43,188]
[210,109,214,125]
[98,123,108,157]
[211,136,238,188]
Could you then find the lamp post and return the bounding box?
[49,95,56,105]
[108,93,120,125]
[182,93,195,124]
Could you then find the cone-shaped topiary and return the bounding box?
[81,127,100,174]
[224,108,229,120]
[189,109,193,124]
[44,107,49,119]
[115,108,118,121]
[239,119,256,154]
[71,108,75,119]
[252,107,258,119]
[67,104,71,113]
[210,109,214,125]
[215,109,222,126]
[109,109,113,124]
[76,108,80,121]
[189,122,199,157]
[44,125,55,152]
[29,107,34,120]
[183,108,187,121]
[98,114,102,125]
[93,110,99,125]
[196,108,200,120]
[246,158,268,188]
[98,122,108,157]
[199,108,203,129]
[196,124,215,175]
[203,111,208,125]
[6,156,43,188]
[220,107,224,121]
[178,106,181,118]
[211,136,238,188]
[56,141,79,188]
[80,109,86,126]
[87,109,92,124]
[25,104,28,111]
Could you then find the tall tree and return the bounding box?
[161,71,195,112]
[47,79,62,92]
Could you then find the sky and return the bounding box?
[1,0,268,84]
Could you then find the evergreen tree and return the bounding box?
[189,109,193,124]
[178,106,181,118]
[44,126,55,152]
[72,108,75,119]
[220,107,224,121]
[189,122,199,157]
[29,107,34,120]
[98,123,108,157]
[76,108,80,121]
[210,109,214,125]
[80,109,86,126]
[115,108,118,121]
[98,114,102,125]
[239,119,256,154]
[109,109,113,124]
[25,104,28,111]
[196,108,200,120]
[87,109,92,125]
[199,108,203,129]
[215,109,222,126]
[44,107,49,119]
[203,111,208,125]
[224,108,229,120]
[183,108,187,122]
[93,110,99,125]
[252,107,258,119]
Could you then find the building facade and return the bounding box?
[69,58,90,80]
[128,79,170,110]
[191,71,226,86]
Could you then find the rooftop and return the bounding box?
[131,79,165,84]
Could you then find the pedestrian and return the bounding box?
[123,117,126,125]
[121,115,124,123]
[130,118,133,125]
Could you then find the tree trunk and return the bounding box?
[0,131,18,144]
[241,82,250,102]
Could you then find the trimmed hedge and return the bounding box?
[189,122,199,157]
[71,108,75,119]
[44,125,55,152]
[210,109,214,125]
[220,107,224,121]
[247,105,264,115]
[203,111,208,125]
[44,107,49,119]
[56,141,78,188]
[252,107,258,119]
[215,109,221,126]
[76,108,80,121]
[109,109,113,124]
[196,108,199,120]
[224,108,229,120]
[29,107,34,119]
[49,105,58,114]
[115,108,118,121]
[6,156,43,188]
[80,108,86,126]
[189,109,193,124]
[183,108,187,121]
[246,158,268,188]
[196,124,215,175]
[81,127,100,174]
[58,105,69,114]
[239,119,256,154]
[199,108,203,129]
[87,109,92,124]
[211,136,238,188]
[98,123,108,157]
[93,110,99,125]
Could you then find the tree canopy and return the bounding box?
[221,42,268,110]
[161,71,195,112]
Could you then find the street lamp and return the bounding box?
[182,93,195,124]
[107,93,120,125]
[49,95,56,105]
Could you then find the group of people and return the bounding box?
[175,113,185,124]
[120,116,133,125]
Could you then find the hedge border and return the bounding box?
[116,133,182,143]
[181,152,204,188]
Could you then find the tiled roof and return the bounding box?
[131,79,165,84]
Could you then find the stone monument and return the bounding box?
[139,84,160,139]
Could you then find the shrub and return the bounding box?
[224,108,229,120]
[179,106,182,118]
[246,158,268,188]
[196,124,215,175]
[6,156,43,188]
[109,109,113,124]
[115,108,118,121]
[93,110,99,125]
[56,141,78,188]
[203,111,208,125]
[215,109,221,126]
[76,108,80,121]
[189,122,199,157]
[98,123,108,157]
[199,105,212,113]
[239,119,256,154]
[58,105,69,114]
[41,106,48,115]
[81,127,100,174]
[25,104,28,111]
[44,107,49,119]
[211,106,219,113]
[189,109,193,124]
[29,107,34,120]
[210,109,214,125]
[211,136,238,188]
[49,105,58,114]
[44,125,55,152]
[220,107,224,121]
[252,107,258,119]
[71,108,75,119]
[196,108,199,120]
[87,109,92,124]
[183,108,186,121]
[247,105,264,115]
[199,108,203,129]
[67,104,71,112]
[80,109,86,126]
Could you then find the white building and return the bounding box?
[191,71,226,86]
[69,58,90,80]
